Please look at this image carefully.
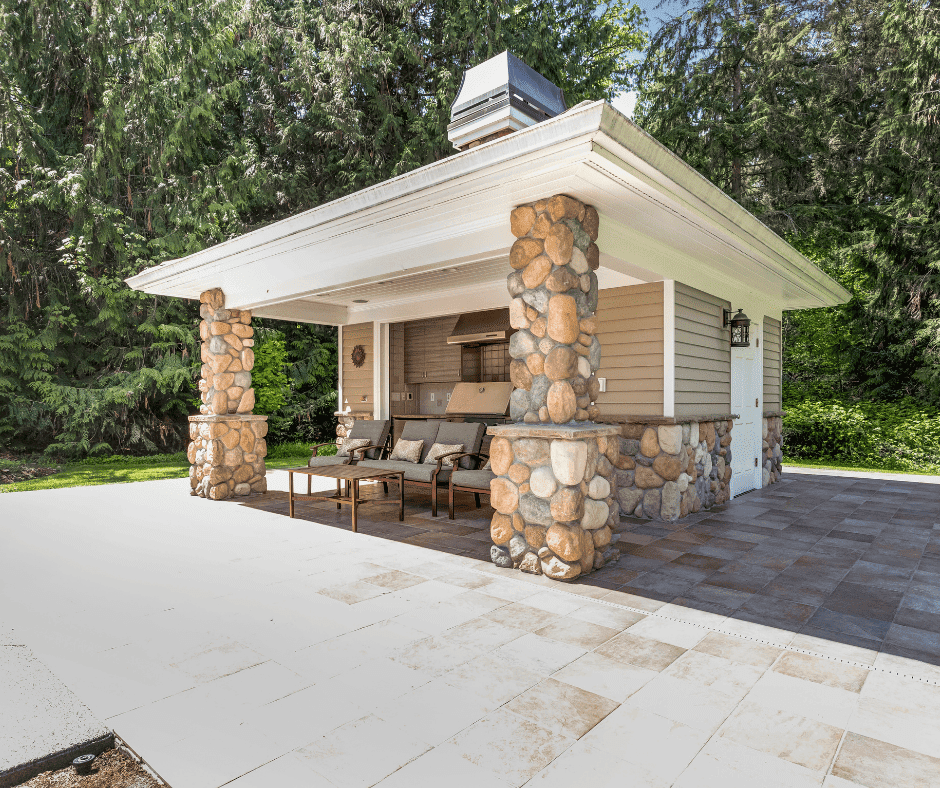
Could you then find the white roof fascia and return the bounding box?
[125,99,850,313]
[593,105,851,307]
[125,104,606,296]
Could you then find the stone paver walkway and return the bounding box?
[1,471,939,788]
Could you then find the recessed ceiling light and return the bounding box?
[352,298,369,304]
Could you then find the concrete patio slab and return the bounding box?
[1,633,112,787]
[1,468,939,788]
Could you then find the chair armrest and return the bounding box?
[309,442,336,454]
[443,451,489,471]
[349,444,386,461]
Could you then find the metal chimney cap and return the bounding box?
[447,52,567,150]
[451,51,567,123]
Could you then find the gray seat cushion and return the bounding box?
[358,459,452,484]
[451,469,495,490]
[398,421,442,462]
[308,454,347,468]
[436,422,486,469]
[346,420,391,460]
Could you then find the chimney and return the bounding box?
[447,51,567,151]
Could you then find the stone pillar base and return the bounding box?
[188,414,268,500]
[763,414,783,486]
[613,418,733,521]
[488,423,622,581]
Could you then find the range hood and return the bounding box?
[447,308,513,345]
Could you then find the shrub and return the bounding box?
[783,397,940,473]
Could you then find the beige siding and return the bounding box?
[674,283,731,417]
[763,316,782,410]
[595,282,665,417]
[341,322,373,415]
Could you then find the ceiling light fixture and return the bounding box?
[352,298,369,304]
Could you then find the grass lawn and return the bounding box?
[0,443,324,494]
[783,459,940,476]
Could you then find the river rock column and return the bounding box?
[187,288,268,500]
[507,195,602,424]
[488,424,622,580]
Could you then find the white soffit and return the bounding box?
[126,101,849,321]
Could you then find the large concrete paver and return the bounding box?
[1,631,111,786]
[1,472,939,788]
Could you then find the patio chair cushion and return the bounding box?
[337,437,370,458]
[358,459,452,484]
[423,443,464,467]
[308,454,346,468]
[435,421,486,469]
[399,420,442,462]
[346,419,391,460]
[389,439,424,463]
[451,468,495,490]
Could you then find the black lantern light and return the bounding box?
[723,308,751,347]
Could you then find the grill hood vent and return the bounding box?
[447,308,513,345]
[447,51,567,150]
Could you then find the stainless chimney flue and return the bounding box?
[447,51,567,151]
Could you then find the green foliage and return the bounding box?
[0,0,646,458]
[633,0,940,404]
[252,332,289,415]
[784,397,940,473]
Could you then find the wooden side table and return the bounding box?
[286,465,404,532]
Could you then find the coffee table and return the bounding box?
[286,465,404,532]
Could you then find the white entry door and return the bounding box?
[730,324,762,497]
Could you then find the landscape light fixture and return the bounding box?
[723,308,751,347]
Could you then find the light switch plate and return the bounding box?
[598,377,607,393]
[430,393,435,402]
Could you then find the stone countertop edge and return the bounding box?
[595,413,741,426]
[763,410,786,418]
[487,423,622,439]
[189,413,268,422]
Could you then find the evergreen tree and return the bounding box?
[0,0,646,456]
[633,0,940,403]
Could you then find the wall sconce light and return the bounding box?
[723,308,751,347]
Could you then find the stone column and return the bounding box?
[507,195,602,423]
[187,288,268,500]
[490,194,621,580]
[763,414,783,485]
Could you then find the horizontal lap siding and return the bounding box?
[596,282,665,417]
[763,317,782,410]
[342,322,373,415]
[674,283,730,418]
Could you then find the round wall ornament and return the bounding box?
[351,344,366,368]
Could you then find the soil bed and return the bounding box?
[0,452,60,485]
[20,748,162,788]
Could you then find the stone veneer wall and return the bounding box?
[488,424,623,580]
[188,415,268,499]
[613,419,733,522]
[763,413,783,486]
[188,288,267,500]
[507,195,602,424]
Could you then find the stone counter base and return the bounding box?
[763,415,783,486]
[615,419,733,522]
[188,415,268,500]
[487,423,622,581]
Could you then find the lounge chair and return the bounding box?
[447,453,494,519]
[355,420,486,516]
[308,419,390,468]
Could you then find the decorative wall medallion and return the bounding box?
[351,344,366,368]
